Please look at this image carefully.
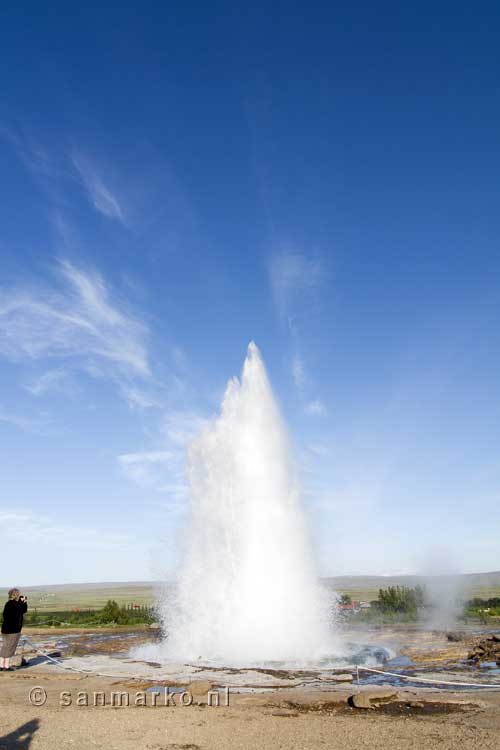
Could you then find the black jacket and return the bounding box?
[1,599,28,634]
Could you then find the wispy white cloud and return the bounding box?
[1,126,126,223]
[291,354,308,388]
[161,410,206,446]
[0,124,61,180]
[24,368,79,397]
[269,249,327,412]
[71,152,125,223]
[118,384,162,410]
[304,399,327,416]
[118,410,207,501]
[0,259,150,390]
[0,409,49,434]
[0,509,134,551]
[268,249,325,323]
[118,450,179,491]
[306,441,330,457]
[171,346,188,369]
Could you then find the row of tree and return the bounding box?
[465,597,500,616]
[25,600,156,627]
[373,585,426,614]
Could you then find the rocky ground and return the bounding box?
[468,634,500,664]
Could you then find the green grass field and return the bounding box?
[17,582,160,612]
[326,572,500,603]
[8,571,500,612]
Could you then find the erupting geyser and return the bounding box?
[162,342,337,663]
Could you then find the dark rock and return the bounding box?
[349,690,399,710]
[446,631,466,642]
[468,636,500,663]
[350,693,373,709]
[332,673,354,682]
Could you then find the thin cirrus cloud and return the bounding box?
[118,448,188,505]
[291,354,308,388]
[0,124,60,180]
[118,411,207,501]
[0,509,134,551]
[71,152,125,223]
[304,399,327,416]
[268,249,325,325]
[24,368,79,397]
[269,249,327,412]
[1,126,125,223]
[119,384,163,410]
[118,450,179,490]
[0,259,151,387]
[0,408,50,435]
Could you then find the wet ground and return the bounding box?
[15,622,500,693]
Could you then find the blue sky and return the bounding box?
[1,2,500,585]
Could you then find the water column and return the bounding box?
[164,342,336,663]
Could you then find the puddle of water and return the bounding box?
[387,655,413,668]
[478,662,500,675]
[358,663,500,691]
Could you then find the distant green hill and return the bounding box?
[7,572,500,611]
[15,581,160,612]
[325,571,500,602]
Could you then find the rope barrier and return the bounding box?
[12,636,500,690]
[355,664,500,689]
[20,636,156,680]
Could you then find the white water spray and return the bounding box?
[163,342,336,663]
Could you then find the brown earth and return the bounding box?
[1,667,500,750]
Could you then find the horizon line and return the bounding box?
[4,570,500,589]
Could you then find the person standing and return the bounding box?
[1,588,28,671]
